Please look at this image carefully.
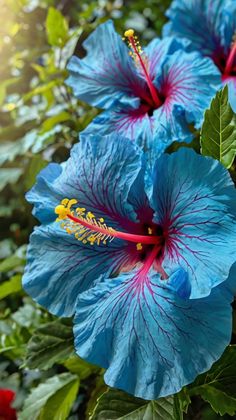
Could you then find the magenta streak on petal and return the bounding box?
[112,109,154,141]
[118,245,164,299]
[155,178,225,285]
[66,159,136,226]
[83,46,143,103]
[40,229,128,296]
[63,152,160,241]
[92,273,207,368]
[162,63,200,107]
[94,281,173,366]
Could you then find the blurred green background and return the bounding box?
[0,1,234,418]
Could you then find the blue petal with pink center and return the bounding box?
[73,268,233,399]
[164,0,236,111]
[67,20,220,152]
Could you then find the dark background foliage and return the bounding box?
[0,1,235,418]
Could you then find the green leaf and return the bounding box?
[0,274,22,300]
[25,319,74,370]
[12,298,42,328]
[40,111,71,134]
[90,388,182,420]
[201,85,236,168]
[0,141,25,166]
[177,388,191,414]
[0,77,20,105]
[46,7,69,48]
[24,155,48,190]
[20,373,79,420]
[39,376,79,420]
[194,387,236,417]
[23,80,62,102]
[189,345,236,416]
[0,255,24,272]
[86,377,107,419]
[64,354,99,379]
[0,168,23,191]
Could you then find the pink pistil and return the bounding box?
[128,35,162,108]
[225,41,236,75]
[68,214,162,245]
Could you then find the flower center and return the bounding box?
[55,199,164,248]
[123,28,163,110]
[55,199,169,279]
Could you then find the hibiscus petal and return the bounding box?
[226,77,236,112]
[144,36,191,80]
[220,1,236,53]
[226,262,236,295]
[148,148,236,298]
[23,223,127,317]
[81,108,155,151]
[66,20,142,109]
[26,163,62,223]
[155,50,221,131]
[163,0,226,58]
[23,135,143,316]
[27,134,143,225]
[73,269,233,400]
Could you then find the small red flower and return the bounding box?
[0,389,17,420]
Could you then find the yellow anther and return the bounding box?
[136,243,143,251]
[55,199,114,247]
[67,199,77,209]
[87,211,95,219]
[88,235,96,244]
[76,207,86,215]
[61,198,69,206]
[148,228,153,235]
[124,29,134,38]
[55,205,69,220]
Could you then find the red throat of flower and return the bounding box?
[224,35,236,76]
[123,29,163,109]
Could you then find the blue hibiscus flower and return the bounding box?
[163,0,236,111]
[66,20,220,153]
[23,135,236,399]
